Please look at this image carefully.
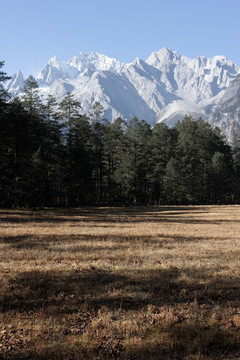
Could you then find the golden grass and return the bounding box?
[0,205,240,359]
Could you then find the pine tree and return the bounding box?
[89,118,105,204]
[164,157,182,204]
[21,76,46,208]
[68,114,93,205]
[0,61,10,106]
[59,93,93,205]
[150,123,177,204]
[0,62,12,206]
[230,128,240,202]
[102,118,127,204]
[41,94,63,203]
[6,98,31,207]
[123,117,152,204]
[59,92,81,154]
[90,101,104,124]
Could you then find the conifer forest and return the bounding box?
[1,62,240,208]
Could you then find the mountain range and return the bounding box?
[6,47,240,140]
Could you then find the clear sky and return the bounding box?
[1,0,240,77]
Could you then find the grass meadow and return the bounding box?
[0,206,240,359]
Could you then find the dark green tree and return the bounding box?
[122,117,152,204]
[0,61,10,105]
[20,76,46,208]
[164,116,234,204]
[0,62,13,206]
[164,157,182,204]
[150,123,177,204]
[5,98,32,207]
[231,129,240,202]
[102,117,127,204]
[66,114,93,205]
[90,101,104,124]
[41,94,63,203]
[89,118,105,204]
[59,93,93,205]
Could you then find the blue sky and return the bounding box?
[1,0,240,77]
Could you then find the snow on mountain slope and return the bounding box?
[6,70,24,95]
[37,56,79,85]
[7,48,240,135]
[37,52,126,86]
[68,52,126,73]
[124,57,181,113]
[210,73,240,141]
[146,48,238,102]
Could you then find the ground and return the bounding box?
[0,206,240,359]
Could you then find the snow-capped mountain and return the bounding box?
[68,52,125,73]
[37,56,78,85]
[6,48,240,137]
[6,70,24,95]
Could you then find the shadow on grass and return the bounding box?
[1,266,240,314]
[2,322,240,360]
[0,268,126,314]
[126,323,240,360]
[0,206,232,226]
[1,266,240,360]
[0,231,232,253]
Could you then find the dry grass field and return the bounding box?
[0,206,240,360]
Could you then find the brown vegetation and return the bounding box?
[0,206,240,359]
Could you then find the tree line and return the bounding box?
[1,62,240,208]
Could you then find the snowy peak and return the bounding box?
[146,47,239,104]
[68,52,125,73]
[146,47,180,67]
[37,56,79,85]
[48,56,62,69]
[6,70,24,95]
[37,52,126,86]
[37,57,65,85]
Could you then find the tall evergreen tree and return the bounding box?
[0,62,12,206]
[6,98,32,207]
[122,117,152,204]
[41,94,63,203]
[230,129,240,202]
[67,114,93,205]
[164,157,182,204]
[59,93,93,205]
[150,123,177,204]
[87,101,105,204]
[102,118,127,204]
[21,76,46,208]
[90,101,104,124]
